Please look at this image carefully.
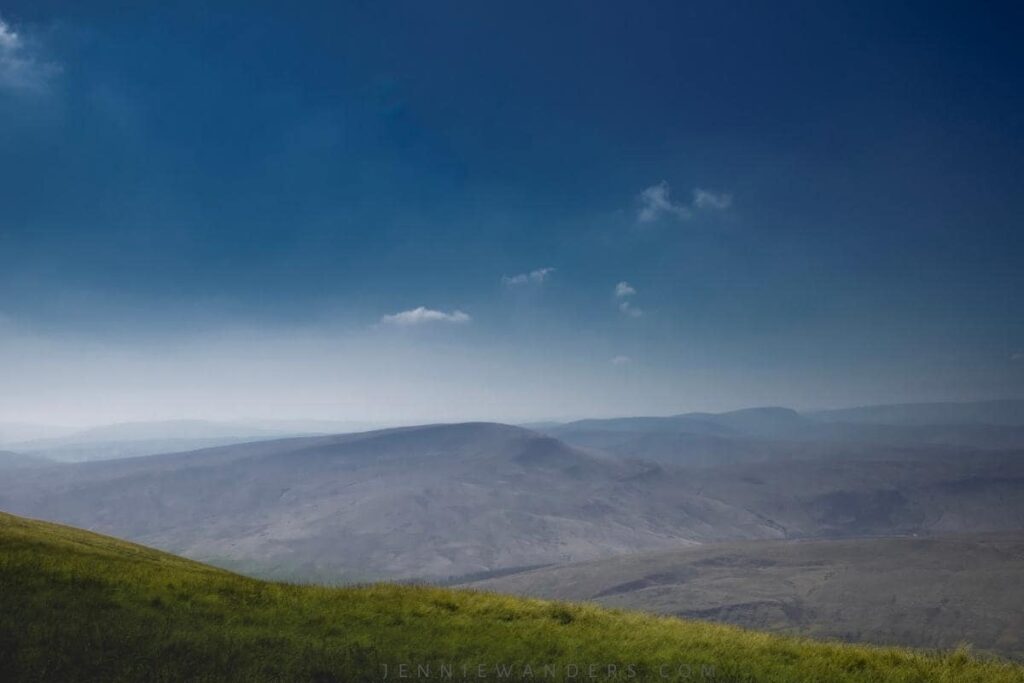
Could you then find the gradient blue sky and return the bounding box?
[1,1,1022,425]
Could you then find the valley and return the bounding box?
[466,533,1024,659]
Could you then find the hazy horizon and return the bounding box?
[4,396,1024,434]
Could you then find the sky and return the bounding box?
[1,1,1022,426]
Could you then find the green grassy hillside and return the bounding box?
[0,511,1021,682]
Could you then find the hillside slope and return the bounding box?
[3,421,1024,582]
[466,535,1024,659]
[1,511,1021,682]
[0,423,781,581]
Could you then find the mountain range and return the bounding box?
[2,401,1023,583]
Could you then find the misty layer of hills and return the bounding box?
[0,450,52,470]
[1,401,1023,584]
[540,403,1024,456]
[0,418,382,463]
[0,424,769,580]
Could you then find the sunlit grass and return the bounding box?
[1,511,1021,682]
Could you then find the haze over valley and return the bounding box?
[3,401,1023,592]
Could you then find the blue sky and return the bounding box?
[1,1,1022,425]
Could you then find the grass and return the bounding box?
[0,511,1022,682]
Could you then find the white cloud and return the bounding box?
[637,181,692,223]
[618,301,643,318]
[637,181,733,223]
[1012,352,1023,362]
[0,16,59,94]
[380,307,471,326]
[614,281,636,298]
[502,267,555,287]
[610,355,633,366]
[614,281,642,317]
[693,188,733,210]
[0,20,17,49]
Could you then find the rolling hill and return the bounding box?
[1,510,1021,682]
[465,534,1024,660]
[0,423,782,580]
[2,420,1024,582]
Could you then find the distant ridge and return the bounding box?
[809,399,1024,427]
[541,402,1024,450]
[5,419,324,463]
